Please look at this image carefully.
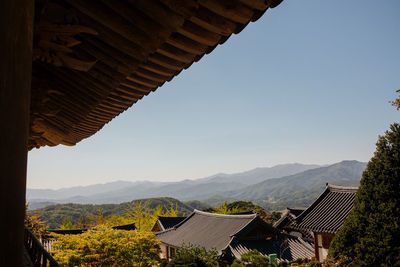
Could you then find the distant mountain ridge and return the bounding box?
[205,160,367,209]
[27,163,320,206]
[27,161,367,211]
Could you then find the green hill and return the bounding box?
[31,197,194,229]
[183,200,211,210]
[206,160,366,210]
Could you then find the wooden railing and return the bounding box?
[24,227,60,267]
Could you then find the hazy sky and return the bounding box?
[28,0,400,189]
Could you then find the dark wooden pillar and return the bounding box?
[0,0,34,266]
[313,232,319,261]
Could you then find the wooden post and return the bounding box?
[313,232,320,261]
[0,0,34,266]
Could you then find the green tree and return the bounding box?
[126,201,179,231]
[208,201,274,223]
[126,201,156,232]
[212,201,241,214]
[328,123,400,266]
[89,208,111,226]
[58,218,75,230]
[52,224,161,266]
[107,214,132,227]
[154,203,179,217]
[75,214,92,229]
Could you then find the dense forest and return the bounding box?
[29,197,208,229]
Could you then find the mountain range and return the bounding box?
[27,161,366,210]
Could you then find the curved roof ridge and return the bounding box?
[296,185,331,221]
[154,226,176,236]
[157,215,186,219]
[327,183,359,192]
[194,209,257,219]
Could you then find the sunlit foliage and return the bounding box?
[25,203,49,239]
[127,201,179,232]
[52,224,161,266]
[231,249,271,267]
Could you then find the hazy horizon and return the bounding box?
[28,160,362,190]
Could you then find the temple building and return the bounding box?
[151,216,187,232]
[155,210,314,265]
[293,184,358,262]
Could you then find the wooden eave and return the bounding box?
[30,0,283,149]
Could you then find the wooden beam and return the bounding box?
[100,0,171,41]
[178,21,222,46]
[166,33,208,55]
[189,6,237,36]
[157,43,196,64]
[66,0,160,52]
[199,0,254,24]
[0,0,34,266]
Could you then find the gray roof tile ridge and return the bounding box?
[157,212,196,233]
[157,216,186,219]
[221,236,237,255]
[229,216,258,238]
[154,226,177,236]
[295,184,332,223]
[294,184,358,232]
[193,209,257,219]
[273,209,291,228]
[327,184,359,192]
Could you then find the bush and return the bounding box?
[232,249,271,267]
[52,225,160,266]
[167,243,218,267]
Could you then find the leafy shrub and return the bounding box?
[52,225,160,266]
[167,243,218,267]
[232,249,271,267]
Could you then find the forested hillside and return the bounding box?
[31,197,198,229]
[205,160,367,210]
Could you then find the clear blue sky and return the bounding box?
[28,0,400,189]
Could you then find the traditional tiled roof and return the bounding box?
[295,184,358,234]
[49,222,136,235]
[228,234,314,261]
[156,216,187,231]
[30,0,284,149]
[112,223,136,231]
[273,208,305,229]
[274,207,313,241]
[156,210,265,254]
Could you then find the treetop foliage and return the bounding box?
[391,89,400,110]
[205,200,281,224]
[25,203,49,239]
[231,249,271,267]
